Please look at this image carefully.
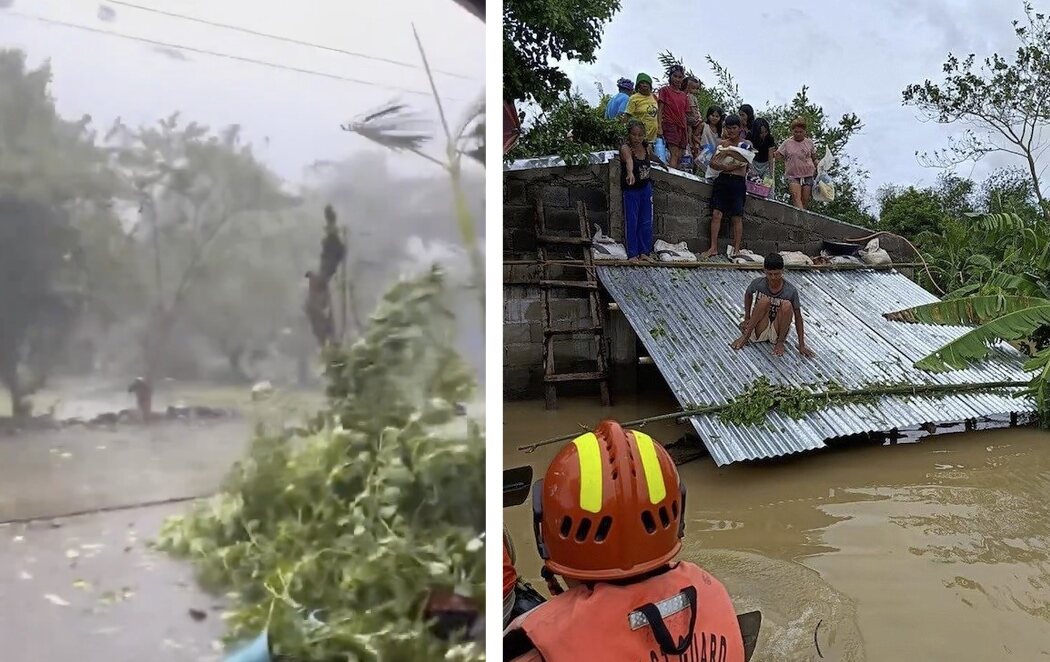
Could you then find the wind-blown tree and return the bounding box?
[0,50,122,415]
[902,2,1050,222]
[504,0,622,109]
[0,197,82,418]
[182,208,316,380]
[105,115,297,407]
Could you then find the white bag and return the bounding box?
[591,224,628,260]
[811,146,836,202]
[705,145,755,180]
[654,239,697,262]
[858,238,891,266]
[780,251,813,267]
[729,246,765,265]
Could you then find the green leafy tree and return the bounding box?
[0,50,119,206]
[877,173,976,238]
[0,50,122,414]
[902,2,1050,221]
[156,269,484,660]
[886,212,1050,423]
[508,92,624,165]
[0,197,83,418]
[504,0,622,109]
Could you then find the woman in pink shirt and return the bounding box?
[774,117,820,209]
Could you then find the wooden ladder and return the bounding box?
[534,200,611,410]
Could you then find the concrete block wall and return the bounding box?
[503,159,909,399]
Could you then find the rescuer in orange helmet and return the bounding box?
[503,420,745,662]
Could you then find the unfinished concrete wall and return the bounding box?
[503,159,909,399]
[503,164,610,396]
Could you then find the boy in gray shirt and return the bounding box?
[731,253,816,358]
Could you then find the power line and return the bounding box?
[107,0,477,82]
[5,11,462,100]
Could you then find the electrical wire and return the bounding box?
[106,0,477,81]
[4,10,463,100]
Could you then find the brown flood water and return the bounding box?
[504,393,1050,661]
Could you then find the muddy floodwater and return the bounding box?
[504,394,1050,661]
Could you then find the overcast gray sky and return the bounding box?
[563,0,1048,208]
[0,0,484,182]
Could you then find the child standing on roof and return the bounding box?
[657,65,689,169]
[625,73,659,141]
[620,120,666,261]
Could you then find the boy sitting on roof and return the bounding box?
[731,253,816,358]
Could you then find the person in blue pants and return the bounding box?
[619,121,665,260]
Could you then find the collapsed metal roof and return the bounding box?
[597,266,1035,465]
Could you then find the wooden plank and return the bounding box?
[544,371,607,383]
[544,326,603,336]
[539,280,598,290]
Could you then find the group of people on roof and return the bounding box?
[606,70,821,262]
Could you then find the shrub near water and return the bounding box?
[155,269,485,661]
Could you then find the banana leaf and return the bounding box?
[885,297,1050,371]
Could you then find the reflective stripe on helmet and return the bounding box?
[572,432,603,513]
[631,431,667,505]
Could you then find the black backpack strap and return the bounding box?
[630,586,698,656]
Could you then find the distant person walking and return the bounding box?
[626,73,659,141]
[774,117,819,209]
[604,77,634,120]
[657,64,689,168]
[620,121,665,260]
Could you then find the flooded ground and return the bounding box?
[0,420,253,661]
[0,380,322,661]
[504,393,1050,661]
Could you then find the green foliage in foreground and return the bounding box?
[155,269,485,661]
[713,376,1028,427]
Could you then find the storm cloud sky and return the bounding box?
[562,0,1048,208]
[0,0,484,181]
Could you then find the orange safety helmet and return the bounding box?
[532,420,686,582]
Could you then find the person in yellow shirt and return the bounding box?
[625,73,659,141]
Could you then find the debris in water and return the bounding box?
[65,549,80,559]
[188,608,208,621]
[19,570,32,580]
[44,593,70,606]
[73,579,93,591]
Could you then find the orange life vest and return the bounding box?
[510,562,744,662]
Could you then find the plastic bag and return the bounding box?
[591,224,628,260]
[654,239,697,262]
[779,251,813,267]
[653,137,669,163]
[858,238,891,266]
[812,146,836,202]
[728,246,765,265]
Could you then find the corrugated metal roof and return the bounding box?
[597,266,1035,465]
